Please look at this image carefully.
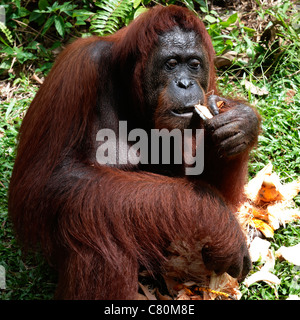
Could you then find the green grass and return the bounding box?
[218,50,300,299]
[0,78,57,299]
[218,32,300,299]
[0,221,57,300]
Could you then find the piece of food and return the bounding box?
[194,104,213,120]
[216,100,225,109]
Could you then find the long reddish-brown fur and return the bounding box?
[9,5,258,299]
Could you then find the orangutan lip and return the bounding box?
[171,107,194,118]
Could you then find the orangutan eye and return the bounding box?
[165,59,178,70]
[188,59,201,70]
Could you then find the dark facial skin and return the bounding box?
[143,27,210,129]
[144,26,260,158]
[159,29,209,113]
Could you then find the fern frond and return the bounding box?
[91,0,134,36]
[0,22,14,46]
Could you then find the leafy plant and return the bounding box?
[0,0,98,76]
[90,0,136,36]
[0,22,13,46]
[205,11,240,55]
[29,1,78,38]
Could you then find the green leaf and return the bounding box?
[73,9,92,26]
[243,26,256,35]
[29,11,43,22]
[49,1,60,12]
[14,7,30,18]
[226,12,238,25]
[205,15,218,24]
[182,0,194,10]
[26,41,39,50]
[92,0,134,36]
[220,13,237,28]
[72,10,92,18]
[0,61,11,70]
[1,46,14,55]
[133,0,141,9]
[5,99,16,120]
[58,2,76,12]
[38,0,49,10]
[15,48,35,64]
[41,15,55,35]
[194,0,207,7]
[134,7,148,19]
[54,15,65,37]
